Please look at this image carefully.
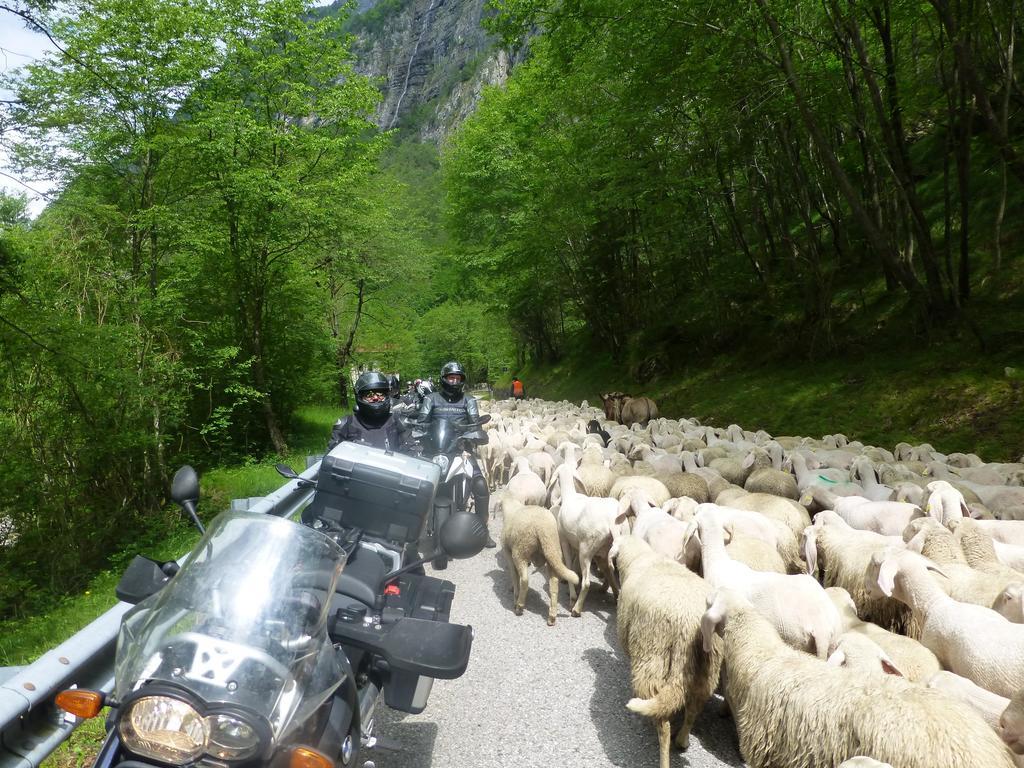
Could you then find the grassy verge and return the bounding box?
[517,337,1024,462]
[2,405,341,768]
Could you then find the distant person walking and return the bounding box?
[511,376,525,400]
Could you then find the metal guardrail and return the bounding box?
[0,459,322,768]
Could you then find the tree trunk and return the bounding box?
[754,0,930,317]
[334,278,365,407]
[842,0,950,314]
[930,0,1024,184]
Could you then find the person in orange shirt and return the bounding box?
[511,376,525,400]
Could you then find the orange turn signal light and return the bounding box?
[289,747,332,768]
[55,689,104,719]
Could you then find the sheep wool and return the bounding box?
[500,500,579,626]
[615,536,722,768]
[703,591,1016,768]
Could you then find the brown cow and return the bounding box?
[600,392,628,422]
[600,393,659,427]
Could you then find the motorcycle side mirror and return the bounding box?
[276,462,317,489]
[170,465,204,534]
[438,511,488,559]
[115,555,175,604]
[171,465,199,506]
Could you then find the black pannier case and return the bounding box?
[305,442,440,544]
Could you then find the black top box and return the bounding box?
[305,442,441,544]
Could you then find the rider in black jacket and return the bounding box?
[417,361,494,547]
[328,371,412,453]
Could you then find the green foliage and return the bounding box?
[0,403,335,664]
[344,0,410,36]
[448,0,1024,371]
[0,0,392,618]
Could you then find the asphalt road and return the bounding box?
[370,517,745,768]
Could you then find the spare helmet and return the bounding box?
[354,370,391,422]
[440,361,466,397]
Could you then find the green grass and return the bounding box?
[0,406,341,667]
[520,338,1024,462]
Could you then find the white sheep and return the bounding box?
[628,498,692,564]
[995,585,1024,623]
[927,671,1013,731]
[614,536,723,768]
[866,549,1024,698]
[802,511,911,634]
[926,673,1024,768]
[969,519,1024,547]
[552,463,629,616]
[801,486,923,535]
[826,631,905,677]
[690,507,842,658]
[687,501,803,573]
[609,474,672,506]
[714,487,811,540]
[952,517,1024,581]
[500,499,580,626]
[905,520,1020,609]
[825,586,941,682]
[700,588,1016,768]
[506,457,548,507]
[993,539,1024,571]
[925,479,969,524]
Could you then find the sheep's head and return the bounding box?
[827,633,904,678]
[866,550,903,598]
[866,550,947,600]
[1000,687,1024,755]
[993,584,1024,624]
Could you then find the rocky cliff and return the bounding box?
[332,0,515,143]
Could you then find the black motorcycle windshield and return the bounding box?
[430,419,454,455]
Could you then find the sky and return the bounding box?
[0,10,57,214]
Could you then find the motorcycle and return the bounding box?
[409,414,490,571]
[56,449,487,768]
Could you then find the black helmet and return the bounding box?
[387,373,400,398]
[354,371,391,422]
[440,361,466,397]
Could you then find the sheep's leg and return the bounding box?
[593,559,611,594]
[656,719,671,768]
[545,566,559,626]
[571,552,592,617]
[562,540,579,603]
[673,706,695,751]
[606,556,621,599]
[512,559,527,616]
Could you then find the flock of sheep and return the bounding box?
[475,396,1024,768]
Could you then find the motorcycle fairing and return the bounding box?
[114,512,347,742]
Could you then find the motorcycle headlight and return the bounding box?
[431,454,450,475]
[120,696,207,763]
[120,697,262,763]
[206,714,260,760]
